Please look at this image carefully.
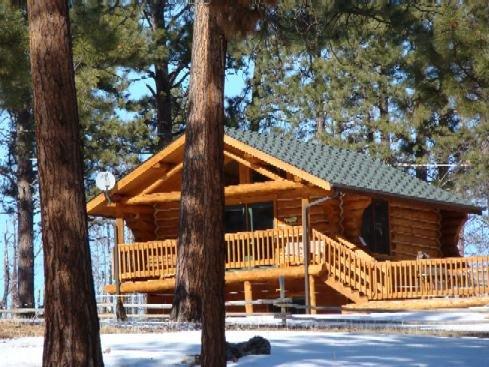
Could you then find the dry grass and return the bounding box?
[0,321,44,339]
[2,318,489,341]
[0,320,196,340]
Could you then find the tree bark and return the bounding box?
[149,0,173,148]
[171,2,226,366]
[26,1,103,366]
[15,109,35,309]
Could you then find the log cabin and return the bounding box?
[87,128,486,312]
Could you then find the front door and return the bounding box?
[361,199,390,255]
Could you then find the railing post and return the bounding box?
[309,275,317,315]
[279,275,286,327]
[302,198,310,314]
[114,212,127,321]
[244,280,253,314]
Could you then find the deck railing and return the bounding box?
[118,226,304,281]
[311,229,489,300]
[117,227,489,300]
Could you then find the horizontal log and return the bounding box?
[392,249,439,259]
[390,217,439,231]
[390,212,440,225]
[154,219,179,228]
[106,264,326,294]
[127,181,307,205]
[391,206,440,220]
[154,210,179,217]
[392,225,439,241]
[391,233,440,248]
[389,200,437,212]
[154,203,180,210]
[391,239,440,252]
[276,200,301,210]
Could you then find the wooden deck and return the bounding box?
[111,226,489,303]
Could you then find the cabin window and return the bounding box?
[224,202,274,233]
[361,199,390,255]
[224,205,247,233]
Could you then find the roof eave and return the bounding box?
[333,184,483,214]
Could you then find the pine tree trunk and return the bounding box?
[150,0,173,148]
[171,2,226,366]
[26,1,103,366]
[15,109,35,309]
[155,64,172,147]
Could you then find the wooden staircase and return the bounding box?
[312,229,489,304]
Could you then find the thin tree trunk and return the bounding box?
[150,0,173,148]
[249,50,262,132]
[154,63,173,147]
[11,222,19,308]
[26,1,103,366]
[15,109,35,309]
[171,2,226,366]
[2,231,9,309]
[415,133,428,182]
[316,115,325,137]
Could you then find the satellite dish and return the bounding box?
[95,171,116,192]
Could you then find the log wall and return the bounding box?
[154,202,180,240]
[151,191,466,262]
[153,193,339,239]
[275,196,341,235]
[126,214,157,242]
[388,200,442,259]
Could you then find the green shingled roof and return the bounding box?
[225,128,481,213]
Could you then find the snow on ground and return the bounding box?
[225,307,489,332]
[1,330,489,366]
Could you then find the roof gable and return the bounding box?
[86,128,482,216]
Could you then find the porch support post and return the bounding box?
[309,275,317,314]
[244,280,253,314]
[114,212,127,321]
[302,198,310,314]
